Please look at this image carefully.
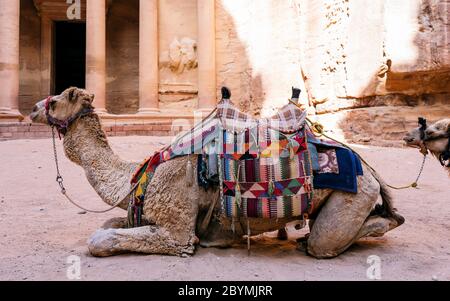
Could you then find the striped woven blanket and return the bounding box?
[220,127,314,218]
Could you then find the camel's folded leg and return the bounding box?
[306,167,384,259]
[355,215,400,239]
[87,225,197,257]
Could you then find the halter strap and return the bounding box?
[45,96,94,138]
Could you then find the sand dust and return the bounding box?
[0,136,449,281]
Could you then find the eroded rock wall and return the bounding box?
[299,0,450,114]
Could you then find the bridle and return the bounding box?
[45,96,94,138]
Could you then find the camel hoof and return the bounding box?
[392,212,405,226]
[87,228,118,257]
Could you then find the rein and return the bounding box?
[49,108,138,214]
[288,99,427,190]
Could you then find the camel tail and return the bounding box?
[368,167,405,225]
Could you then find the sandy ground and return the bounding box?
[0,136,449,281]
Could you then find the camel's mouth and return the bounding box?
[403,136,420,148]
[29,99,49,124]
[29,111,39,122]
[29,109,46,124]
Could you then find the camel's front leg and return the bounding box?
[87,225,198,257]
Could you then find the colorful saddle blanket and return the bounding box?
[130,98,362,223]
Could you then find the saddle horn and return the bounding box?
[221,87,231,100]
[291,87,301,104]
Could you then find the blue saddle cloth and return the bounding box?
[308,134,363,193]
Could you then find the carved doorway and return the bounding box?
[53,21,86,94]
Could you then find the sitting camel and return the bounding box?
[30,87,404,258]
[404,118,450,175]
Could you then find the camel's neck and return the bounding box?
[63,115,138,209]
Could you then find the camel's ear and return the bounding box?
[68,87,79,102]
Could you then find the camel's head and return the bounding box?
[404,118,450,155]
[403,126,423,148]
[403,117,428,155]
[30,87,94,125]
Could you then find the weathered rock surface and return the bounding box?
[299,0,450,111]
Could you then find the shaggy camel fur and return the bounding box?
[30,87,404,258]
[404,118,450,176]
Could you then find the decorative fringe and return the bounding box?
[127,195,144,228]
[186,156,194,187]
[235,183,242,207]
[247,219,251,256]
[218,153,225,214]
[127,197,134,228]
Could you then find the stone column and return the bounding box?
[40,16,53,98]
[86,0,107,113]
[138,0,159,114]
[0,0,22,120]
[197,0,216,111]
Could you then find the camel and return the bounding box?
[30,87,404,258]
[404,118,450,175]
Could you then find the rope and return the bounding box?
[288,100,427,190]
[51,127,139,213]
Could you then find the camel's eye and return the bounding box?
[49,100,57,111]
